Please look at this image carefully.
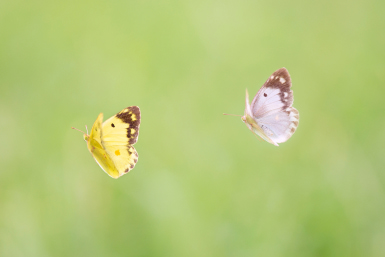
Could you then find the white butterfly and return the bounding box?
[225,68,299,146]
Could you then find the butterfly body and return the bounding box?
[77,106,141,178]
[241,68,299,146]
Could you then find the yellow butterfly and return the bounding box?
[72,106,141,179]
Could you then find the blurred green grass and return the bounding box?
[1,0,385,256]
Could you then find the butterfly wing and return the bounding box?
[101,106,141,177]
[250,68,299,145]
[244,89,278,145]
[86,113,120,178]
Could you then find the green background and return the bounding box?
[1,0,385,256]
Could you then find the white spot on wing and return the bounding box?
[280,77,286,83]
[284,92,288,97]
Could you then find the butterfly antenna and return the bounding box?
[223,113,242,117]
[71,127,86,135]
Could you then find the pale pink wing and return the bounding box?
[250,68,299,144]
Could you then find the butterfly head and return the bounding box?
[241,114,252,131]
[241,114,256,130]
[83,134,90,142]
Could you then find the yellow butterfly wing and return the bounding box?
[101,106,140,178]
[85,106,141,179]
[86,113,121,178]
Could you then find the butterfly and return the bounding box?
[224,68,299,146]
[72,106,141,178]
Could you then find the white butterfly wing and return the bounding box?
[250,68,299,145]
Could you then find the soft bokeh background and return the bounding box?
[1,0,385,256]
